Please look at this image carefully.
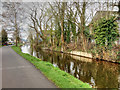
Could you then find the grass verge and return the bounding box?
[11,46,92,88]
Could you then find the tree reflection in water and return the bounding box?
[21,45,120,88]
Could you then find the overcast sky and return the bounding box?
[1,0,120,2]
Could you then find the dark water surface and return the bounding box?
[21,44,120,88]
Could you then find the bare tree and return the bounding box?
[67,1,88,51]
[2,2,25,46]
[49,2,67,51]
[27,3,52,46]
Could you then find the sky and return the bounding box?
[1,0,120,2]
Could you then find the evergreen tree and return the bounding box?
[2,29,8,44]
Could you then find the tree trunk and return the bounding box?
[61,19,64,52]
[16,36,18,47]
[80,2,87,52]
[15,13,18,47]
[60,2,66,52]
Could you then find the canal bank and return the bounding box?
[11,46,92,88]
[42,47,120,64]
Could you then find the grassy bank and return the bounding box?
[0,45,2,48]
[11,46,92,88]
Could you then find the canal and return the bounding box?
[21,44,120,88]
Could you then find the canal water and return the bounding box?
[21,44,120,88]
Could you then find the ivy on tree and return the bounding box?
[93,16,119,50]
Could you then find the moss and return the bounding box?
[11,46,92,88]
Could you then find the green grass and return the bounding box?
[11,46,92,88]
[0,44,2,48]
[15,43,24,47]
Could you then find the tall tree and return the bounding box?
[2,2,24,46]
[49,1,67,51]
[72,1,88,51]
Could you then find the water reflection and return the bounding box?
[21,45,120,88]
